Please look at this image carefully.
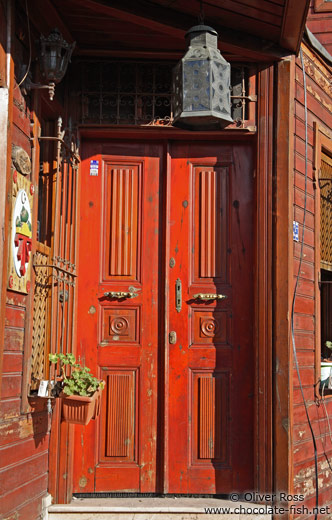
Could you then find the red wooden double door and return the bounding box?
[74,140,254,494]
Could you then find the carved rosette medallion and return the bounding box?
[8,171,34,293]
[200,317,220,338]
[110,316,129,336]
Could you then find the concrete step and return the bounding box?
[48,497,272,520]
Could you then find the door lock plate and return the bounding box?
[176,278,182,312]
[169,331,177,344]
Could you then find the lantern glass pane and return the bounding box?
[183,61,210,111]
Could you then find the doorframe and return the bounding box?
[255,64,274,494]
[56,79,274,498]
[79,121,273,491]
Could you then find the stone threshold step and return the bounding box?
[48,497,272,520]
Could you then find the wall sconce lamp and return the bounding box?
[26,28,75,101]
[172,25,233,130]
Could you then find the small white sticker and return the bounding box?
[90,160,99,176]
[38,380,54,397]
[293,221,299,242]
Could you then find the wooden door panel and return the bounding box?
[104,164,141,280]
[101,370,137,461]
[192,371,230,464]
[194,164,229,282]
[192,309,229,346]
[167,143,253,494]
[74,144,162,493]
[101,307,140,344]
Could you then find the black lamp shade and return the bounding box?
[39,28,75,84]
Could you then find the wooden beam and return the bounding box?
[255,64,273,493]
[0,0,14,401]
[273,56,296,511]
[280,0,310,55]
[61,0,184,38]
[78,49,183,59]
[64,0,291,60]
[77,48,247,62]
[24,0,75,44]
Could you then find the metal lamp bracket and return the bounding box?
[25,80,55,101]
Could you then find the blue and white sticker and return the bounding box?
[293,221,299,242]
[90,160,99,176]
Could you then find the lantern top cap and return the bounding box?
[185,25,218,38]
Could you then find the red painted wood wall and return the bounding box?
[292,41,332,516]
[0,8,50,518]
[307,0,332,55]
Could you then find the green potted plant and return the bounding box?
[49,353,104,425]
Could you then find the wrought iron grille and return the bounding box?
[70,60,255,127]
[320,152,332,270]
[31,118,80,393]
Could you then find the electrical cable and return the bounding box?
[321,384,332,444]
[291,47,319,519]
[16,0,32,88]
[198,0,205,24]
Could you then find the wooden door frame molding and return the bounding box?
[255,64,274,494]
[273,57,295,502]
[314,123,332,394]
[60,117,273,499]
[0,0,14,400]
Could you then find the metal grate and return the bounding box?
[71,61,254,127]
[32,119,80,392]
[31,245,51,390]
[75,61,172,125]
[320,152,332,270]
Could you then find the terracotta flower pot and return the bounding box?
[61,387,102,425]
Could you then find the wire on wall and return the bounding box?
[290,46,319,519]
[16,0,32,88]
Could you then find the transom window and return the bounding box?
[69,60,256,128]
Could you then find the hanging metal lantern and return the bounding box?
[39,28,75,84]
[173,25,233,129]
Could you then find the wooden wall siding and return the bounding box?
[307,0,332,55]
[1,267,50,515]
[0,0,10,401]
[292,43,332,516]
[0,9,50,518]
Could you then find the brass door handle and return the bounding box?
[104,291,138,299]
[193,293,228,301]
